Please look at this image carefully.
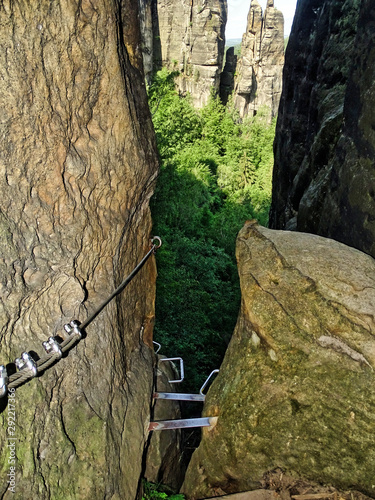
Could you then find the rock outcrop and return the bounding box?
[270,0,375,259]
[0,2,158,499]
[182,222,375,498]
[233,0,284,119]
[139,0,227,107]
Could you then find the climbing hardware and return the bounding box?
[149,356,219,431]
[0,236,162,397]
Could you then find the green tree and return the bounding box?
[149,70,276,392]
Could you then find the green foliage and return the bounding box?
[142,481,185,500]
[149,70,276,392]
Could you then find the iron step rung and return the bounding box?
[148,416,218,431]
[153,392,205,402]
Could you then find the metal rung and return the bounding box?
[148,417,218,431]
[153,392,205,402]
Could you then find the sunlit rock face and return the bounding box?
[139,0,227,107]
[270,0,375,260]
[0,1,159,499]
[182,221,375,499]
[233,0,284,119]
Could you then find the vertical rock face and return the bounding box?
[182,221,375,498]
[219,46,237,105]
[233,0,284,119]
[269,0,375,259]
[140,0,227,108]
[0,1,158,499]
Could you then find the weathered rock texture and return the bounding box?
[182,221,375,498]
[219,46,237,105]
[0,1,158,499]
[270,0,375,260]
[139,0,227,107]
[233,0,284,119]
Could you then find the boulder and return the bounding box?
[182,221,375,498]
[0,1,158,499]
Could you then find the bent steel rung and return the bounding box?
[159,357,184,383]
[148,416,218,431]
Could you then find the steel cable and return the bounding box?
[1,237,162,394]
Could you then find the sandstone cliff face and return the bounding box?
[182,222,375,498]
[270,0,375,259]
[140,0,227,107]
[233,0,284,119]
[0,2,158,499]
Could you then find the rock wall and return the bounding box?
[182,221,375,498]
[269,0,375,259]
[233,0,284,119]
[139,0,227,107]
[0,1,158,499]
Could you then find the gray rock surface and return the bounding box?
[0,1,158,499]
[233,0,284,119]
[270,0,375,260]
[182,221,375,498]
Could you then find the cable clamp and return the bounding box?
[15,352,37,377]
[43,337,63,359]
[0,365,8,398]
[64,320,82,340]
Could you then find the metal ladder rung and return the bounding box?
[153,392,205,402]
[148,416,218,431]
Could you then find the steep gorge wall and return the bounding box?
[270,0,375,259]
[140,0,227,107]
[0,1,158,499]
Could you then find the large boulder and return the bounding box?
[0,1,158,499]
[182,221,375,498]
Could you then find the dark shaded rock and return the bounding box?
[145,355,184,491]
[0,1,158,499]
[269,0,375,259]
[233,0,284,119]
[220,46,237,105]
[182,221,375,499]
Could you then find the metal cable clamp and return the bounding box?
[64,320,82,340]
[15,352,37,377]
[42,337,63,359]
[0,365,8,398]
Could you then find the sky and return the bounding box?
[226,0,298,40]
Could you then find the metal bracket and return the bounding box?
[159,357,184,383]
[15,352,37,377]
[153,341,161,354]
[42,337,63,359]
[149,416,218,431]
[0,365,8,398]
[199,369,219,395]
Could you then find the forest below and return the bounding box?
[149,69,276,392]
